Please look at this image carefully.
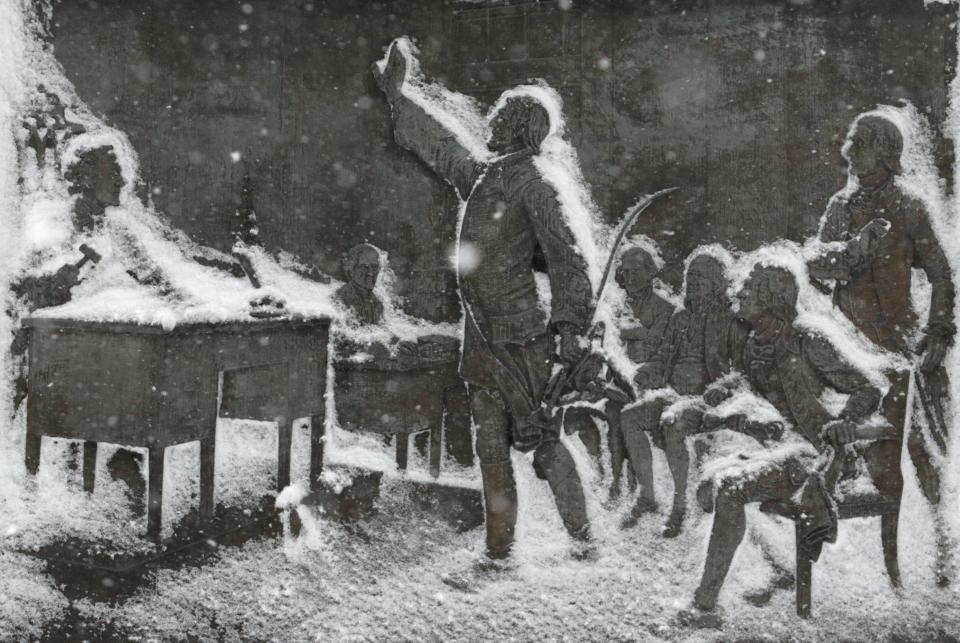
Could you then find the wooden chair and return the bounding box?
[760,432,902,618]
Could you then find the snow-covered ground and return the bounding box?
[3,420,959,641]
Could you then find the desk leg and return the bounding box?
[277,417,293,491]
[199,437,215,521]
[82,441,97,493]
[429,426,441,479]
[25,433,41,476]
[147,447,165,544]
[396,434,408,471]
[309,414,325,493]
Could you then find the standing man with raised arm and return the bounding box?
[373,41,595,562]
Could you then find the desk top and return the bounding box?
[25,315,331,335]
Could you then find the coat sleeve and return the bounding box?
[390,95,483,200]
[804,333,881,422]
[818,197,849,244]
[908,199,956,341]
[519,178,594,333]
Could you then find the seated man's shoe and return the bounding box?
[676,604,724,629]
[619,497,657,530]
[662,504,686,538]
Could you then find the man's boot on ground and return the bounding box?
[480,461,518,560]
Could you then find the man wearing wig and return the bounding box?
[373,41,595,561]
[809,113,955,583]
[682,264,883,627]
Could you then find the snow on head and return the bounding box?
[847,104,947,222]
[679,243,735,309]
[729,240,905,392]
[60,130,141,205]
[493,81,605,289]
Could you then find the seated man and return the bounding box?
[619,252,745,536]
[607,246,674,498]
[562,245,674,498]
[336,243,386,325]
[681,264,883,627]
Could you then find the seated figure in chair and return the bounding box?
[336,243,386,326]
[560,245,674,496]
[607,245,675,499]
[618,252,746,536]
[680,263,884,628]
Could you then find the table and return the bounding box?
[24,316,330,542]
[333,334,471,477]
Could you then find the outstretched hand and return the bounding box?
[371,43,407,101]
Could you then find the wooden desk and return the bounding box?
[24,316,330,542]
[333,334,470,477]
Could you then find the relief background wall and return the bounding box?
[49,0,957,319]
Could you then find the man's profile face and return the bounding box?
[846,127,883,179]
[68,150,124,208]
[94,155,124,207]
[351,248,380,291]
[616,249,655,298]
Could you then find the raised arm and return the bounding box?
[374,44,483,199]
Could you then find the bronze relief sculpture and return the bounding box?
[5,1,960,638]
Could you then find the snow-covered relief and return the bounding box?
[2,0,960,640]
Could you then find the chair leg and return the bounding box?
[796,522,812,618]
[881,510,902,588]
